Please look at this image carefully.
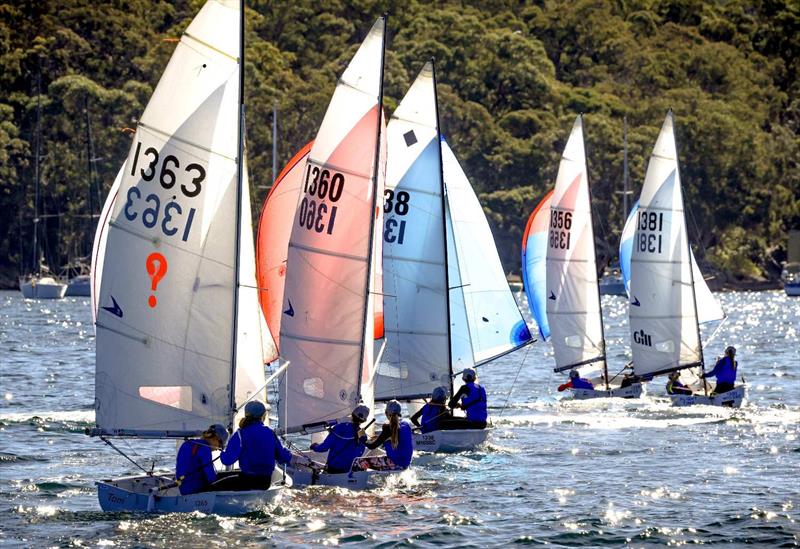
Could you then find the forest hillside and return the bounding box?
[1,0,798,286]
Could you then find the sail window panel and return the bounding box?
[564,335,583,348]
[655,340,675,353]
[376,361,409,379]
[302,378,325,399]
[138,386,192,411]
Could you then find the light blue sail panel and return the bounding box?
[619,200,639,298]
[521,191,552,339]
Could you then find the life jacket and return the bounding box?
[419,403,444,433]
[384,419,413,468]
[571,377,594,390]
[175,440,214,495]
[460,382,488,422]
[318,422,365,472]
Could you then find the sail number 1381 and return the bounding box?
[636,210,664,254]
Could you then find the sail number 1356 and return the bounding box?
[297,165,345,234]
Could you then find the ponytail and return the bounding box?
[239,415,262,430]
[389,414,400,449]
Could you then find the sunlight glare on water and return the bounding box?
[0,290,798,546]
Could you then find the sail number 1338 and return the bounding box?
[297,165,346,234]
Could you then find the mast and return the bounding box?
[582,114,609,389]
[672,110,707,395]
[355,14,386,403]
[622,116,629,227]
[32,69,42,276]
[85,94,97,258]
[228,0,246,427]
[432,58,454,396]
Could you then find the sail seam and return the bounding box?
[384,255,445,266]
[108,220,232,267]
[137,123,237,162]
[383,328,448,337]
[288,242,368,262]
[306,157,372,180]
[281,332,361,346]
[183,32,238,62]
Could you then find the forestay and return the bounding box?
[545,116,605,373]
[442,139,533,367]
[521,190,553,339]
[255,142,313,356]
[278,17,386,433]
[93,0,270,435]
[629,112,723,378]
[376,62,450,400]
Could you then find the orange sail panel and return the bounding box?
[255,141,313,359]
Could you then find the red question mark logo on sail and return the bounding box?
[145,252,168,308]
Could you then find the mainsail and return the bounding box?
[255,141,313,357]
[278,17,386,433]
[629,111,724,378]
[376,62,450,400]
[92,0,269,435]
[442,139,533,367]
[545,116,605,374]
[521,190,553,339]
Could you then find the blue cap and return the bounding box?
[461,368,476,382]
[431,386,447,402]
[209,424,228,445]
[385,400,402,417]
[244,400,267,418]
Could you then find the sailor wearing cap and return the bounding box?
[410,386,452,433]
[354,400,414,471]
[175,423,228,495]
[446,368,489,429]
[215,400,293,490]
[309,404,370,474]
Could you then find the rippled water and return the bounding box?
[1,290,798,547]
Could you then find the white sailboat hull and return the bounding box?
[669,386,746,408]
[20,278,67,299]
[65,275,91,297]
[413,428,490,453]
[96,470,289,515]
[285,450,399,489]
[570,383,644,400]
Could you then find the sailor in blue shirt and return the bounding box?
[310,404,369,474]
[174,424,228,495]
[558,369,594,392]
[447,369,488,429]
[410,386,452,433]
[212,400,293,491]
[702,346,738,394]
[354,400,414,471]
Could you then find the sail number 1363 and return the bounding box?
[297,165,345,234]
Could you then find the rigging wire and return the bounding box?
[497,343,532,419]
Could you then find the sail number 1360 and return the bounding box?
[297,165,346,234]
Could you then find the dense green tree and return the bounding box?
[0,0,797,286]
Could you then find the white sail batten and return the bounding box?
[442,140,533,366]
[278,17,385,433]
[629,112,722,377]
[545,116,605,373]
[94,0,259,435]
[376,62,450,400]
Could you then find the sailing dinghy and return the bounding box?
[375,61,534,453]
[627,111,743,407]
[88,0,290,514]
[522,116,642,399]
[271,17,402,488]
